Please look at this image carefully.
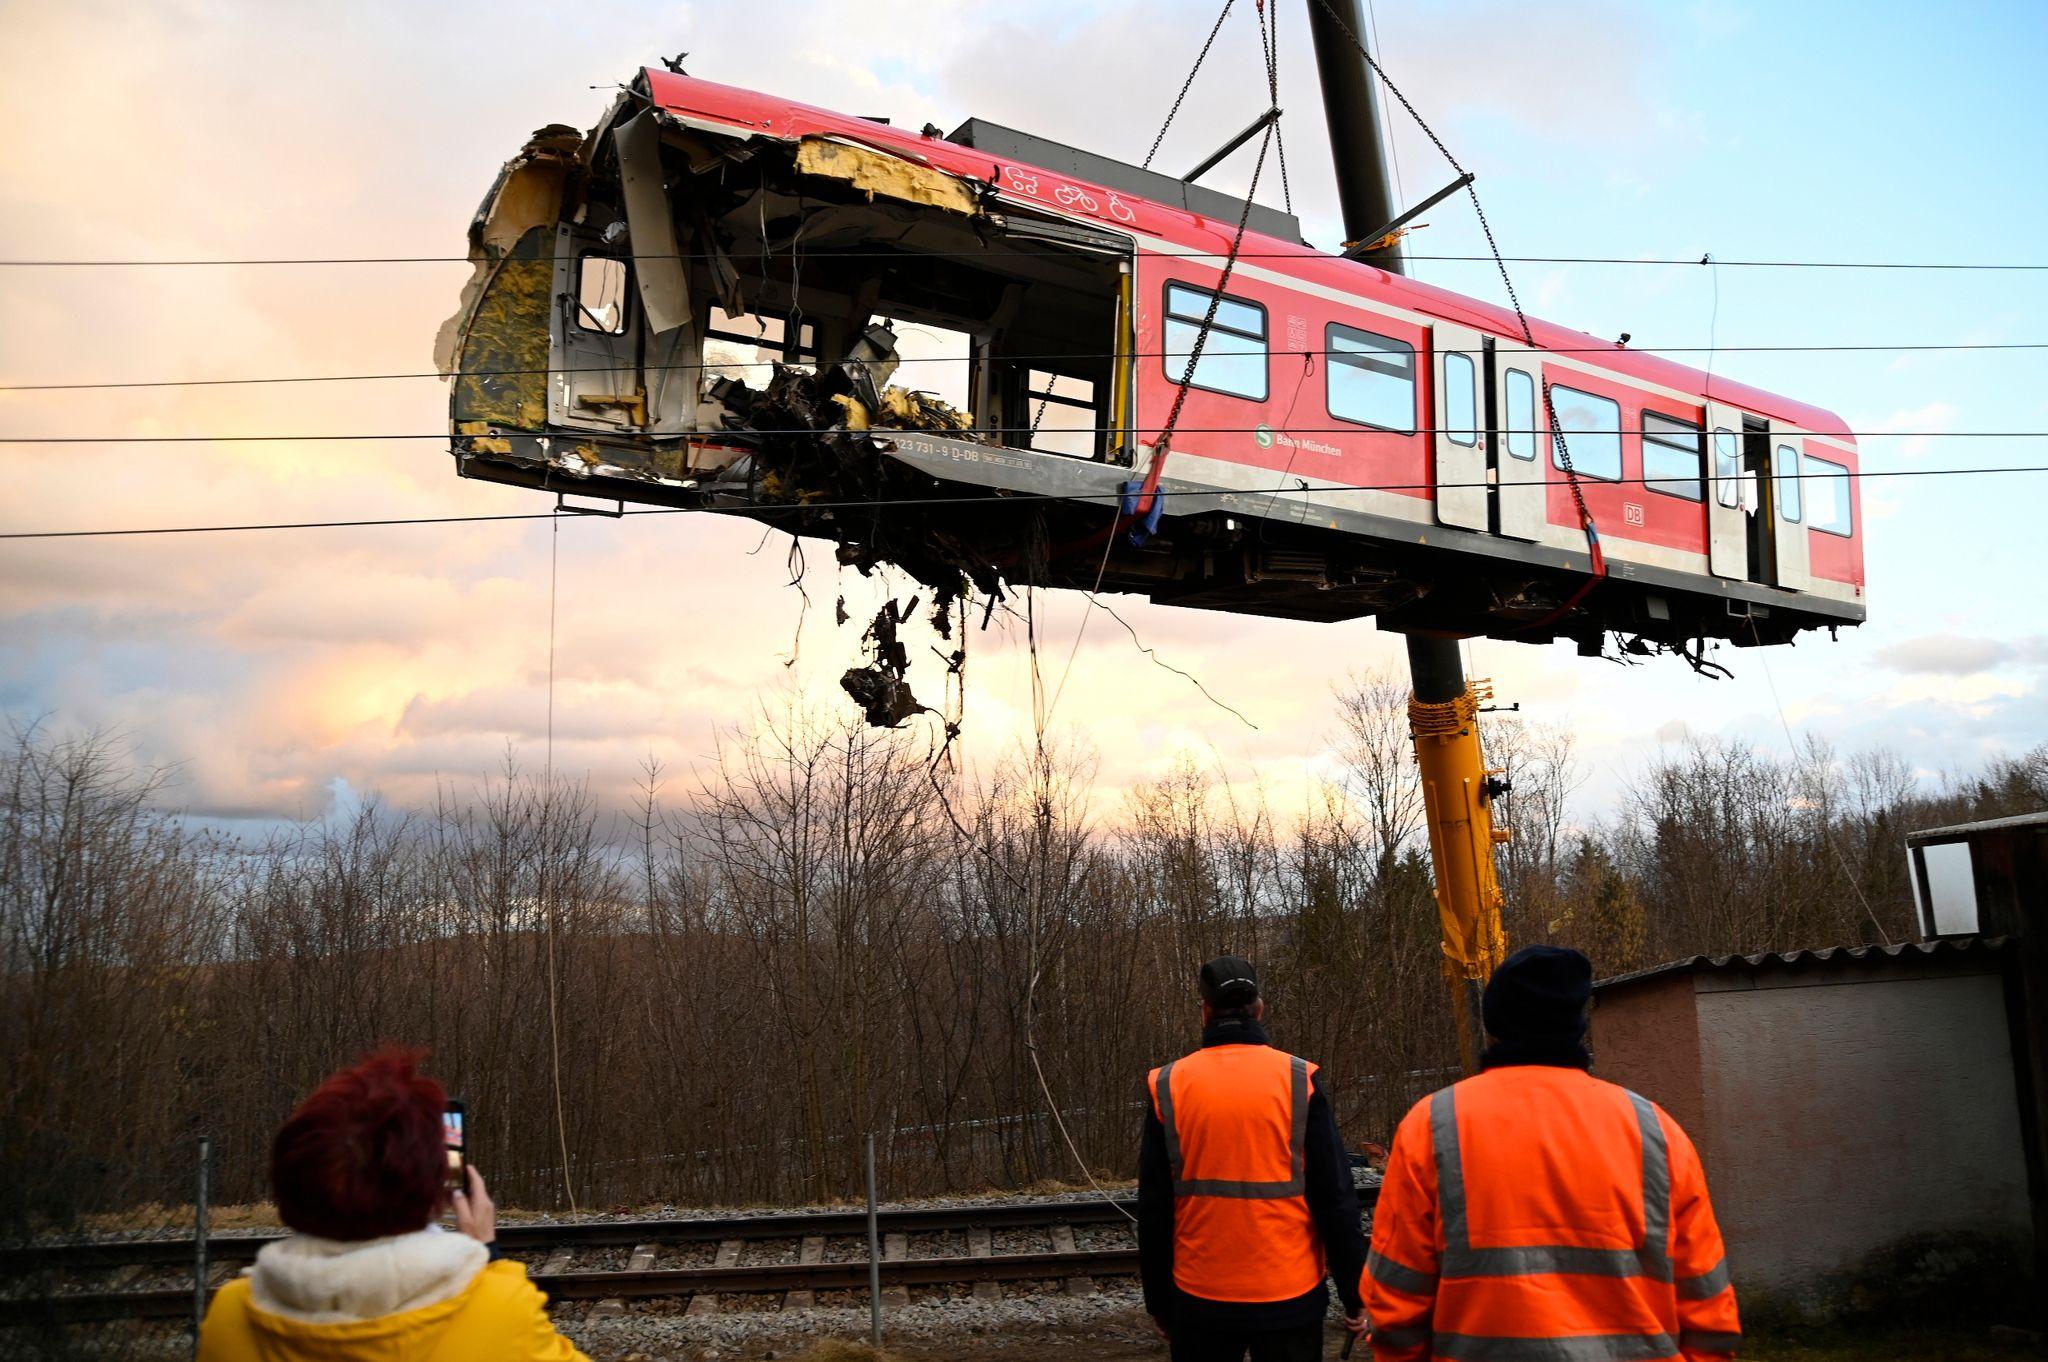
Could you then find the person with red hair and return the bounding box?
[199,1048,586,1361]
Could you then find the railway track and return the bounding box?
[3,1187,1377,1327]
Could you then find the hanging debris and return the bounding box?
[840,597,932,728]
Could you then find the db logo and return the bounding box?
[1623,502,1645,526]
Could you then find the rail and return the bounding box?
[3,1186,1380,1327]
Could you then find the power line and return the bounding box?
[0,426,2039,442]
[1,250,2044,270]
[2,340,2041,394]
[3,463,2043,542]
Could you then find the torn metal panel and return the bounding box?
[477,125,585,256]
[613,110,693,335]
[448,227,553,429]
[432,125,584,378]
[454,421,512,454]
[793,136,981,216]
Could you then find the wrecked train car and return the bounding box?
[437,69,1865,651]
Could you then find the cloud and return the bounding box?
[1876,672,2032,713]
[1876,633,2048,676]
[1861,400,1958,460]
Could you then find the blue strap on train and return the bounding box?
[1120,479,1166,546]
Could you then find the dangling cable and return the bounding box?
[543,516,578,1213]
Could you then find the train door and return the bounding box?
[1741,421,1774,585]
[1433,323,1488,530]
[1704,401,1748,578]
[1769,427,1812,591]
[549,227,647,431]
[1493,342,1545,540]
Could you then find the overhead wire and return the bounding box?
[3,251,2045,270]
[5,340,2044,393]
[3,461,2045,542]
[2,425,2039,440]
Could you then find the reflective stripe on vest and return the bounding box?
[1429,1083,1674,1283]
[1155,1053,1310,1198]
[1431,1332,1683,1360]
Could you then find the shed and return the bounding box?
[1589,937,2038,1318]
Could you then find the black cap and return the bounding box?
[1199,956,1261,1008]
[1481,945,1593,1043]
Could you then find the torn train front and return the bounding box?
[436,68,1866,650]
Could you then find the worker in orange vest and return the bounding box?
[1141,956,1372,1361]
[1363,946,1743,1361]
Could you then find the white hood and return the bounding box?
[246,1226,488,1325]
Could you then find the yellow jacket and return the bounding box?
[199,1233,587,1362]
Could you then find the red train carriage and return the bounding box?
[439,69,1863,651]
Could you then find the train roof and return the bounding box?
[639,68,1853,442]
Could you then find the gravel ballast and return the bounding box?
[562,1279,1154,1361]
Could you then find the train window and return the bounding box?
[1326,324,1415,433]
[1443,351,1478,445]
[1804,453,1853,535]
[1548,385,1622,480]
[576,255,629,334]
[1713,429,1741,508]
[890,320,973,410]
[1026,371,1098,458]
[704,306,817,390]
[1164,282,1267,401]
[1504,368,1536,460]
[1643,412,1704,500]
[1775,443,1803,522]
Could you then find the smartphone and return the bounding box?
[443,1099,467,1194]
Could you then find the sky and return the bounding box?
[1,0,2045,832]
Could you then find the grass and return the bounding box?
[56,1201,280,1236]
[788,1344,906,1362]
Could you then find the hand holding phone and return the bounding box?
[442,1100,466,1194]
[451,1164,496,1245]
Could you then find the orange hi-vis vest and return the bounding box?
[1363,1065,1742,1362]
[1147,1043,1324,1303]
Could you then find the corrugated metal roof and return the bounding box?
[1594,935,2012,993]
[1905,809,2048,843]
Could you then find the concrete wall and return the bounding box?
[1692,967,2031,1299]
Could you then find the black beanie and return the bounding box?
[1199,956,1261,1009]
[1482,945,1593,1044]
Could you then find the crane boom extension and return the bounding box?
[1306,0,1508,1070]
[1411,675,1511,1047]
